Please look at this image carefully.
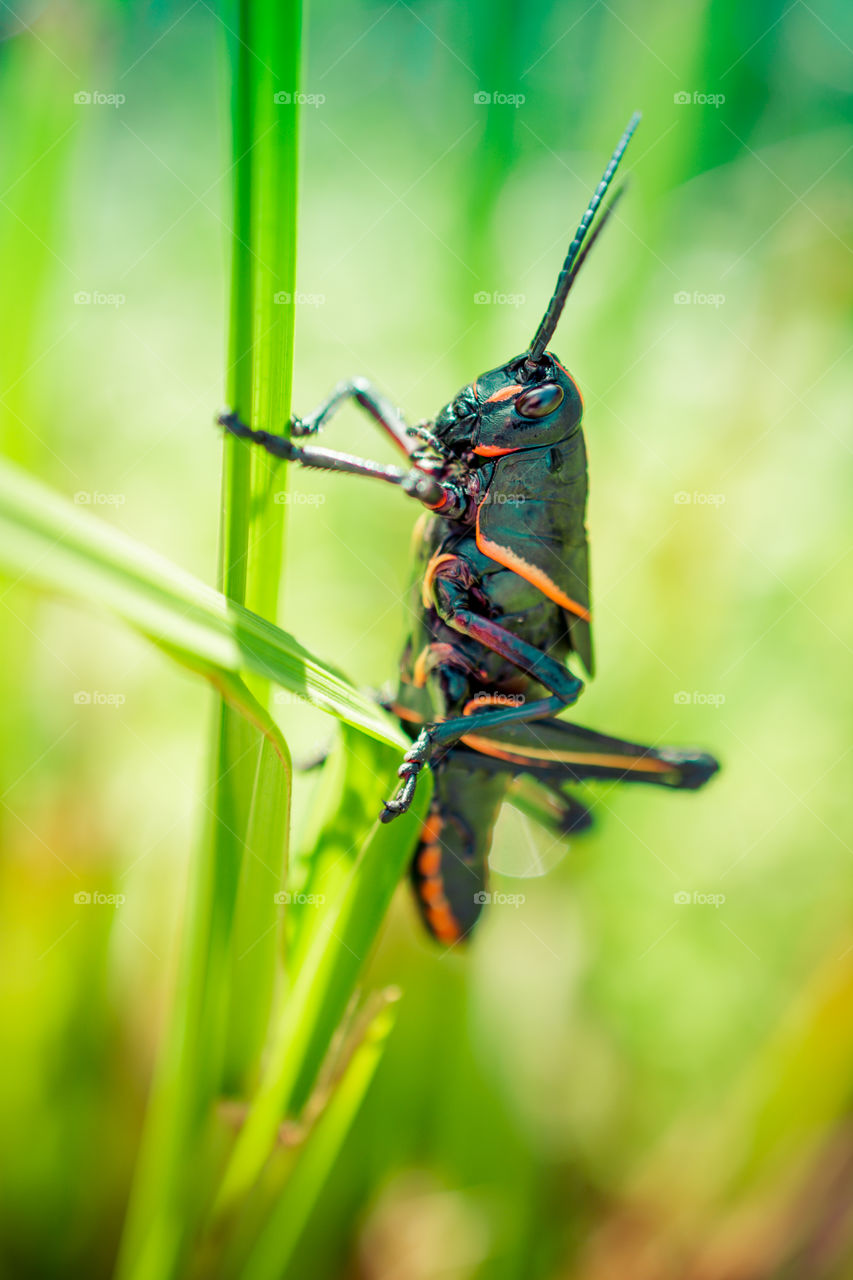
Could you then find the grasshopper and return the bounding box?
[220,113,719,944]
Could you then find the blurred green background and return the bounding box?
[1,0,852,1275]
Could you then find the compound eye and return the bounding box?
[515,383,564,418]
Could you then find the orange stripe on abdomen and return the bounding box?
[414,811,463,944]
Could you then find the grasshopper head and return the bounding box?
[432,354,583,460]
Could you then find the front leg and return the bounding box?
[217,411,474,514]
[220,410,406,484]
[286,376,416,458]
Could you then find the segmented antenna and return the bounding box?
[560,182,627,286]
[526,111,640,371]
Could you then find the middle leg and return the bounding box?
[382,568,585,820]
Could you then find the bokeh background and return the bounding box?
[1,0,852,1276]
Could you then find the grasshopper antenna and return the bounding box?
[525,111,640,372]
[557,182,628,293]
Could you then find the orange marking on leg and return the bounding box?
[421,552,460,609]
[389,702,425,725]
[411,641,475,689]
[462,694,525,717]
[460,733,675,773]
[410,510,430,554]
[412,646,432,688]
[476,509,591,621]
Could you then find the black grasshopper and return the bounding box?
[220,113,719,945]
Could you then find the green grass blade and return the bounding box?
[114,0,307,1270]
[242,999,399,1280]
[0,457,405,748]
[219,725,291,1093]
[214,761,431,1216]
[288,726,390,963]
[230,0,302,627]
[114,0,306,1270]
[216,0,302,1095]
[113,672,289,1280]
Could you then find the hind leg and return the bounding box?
[457,716,719,790]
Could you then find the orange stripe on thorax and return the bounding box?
[484,383,523,403]
[472,444,522,457]
[475,510,591,622]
